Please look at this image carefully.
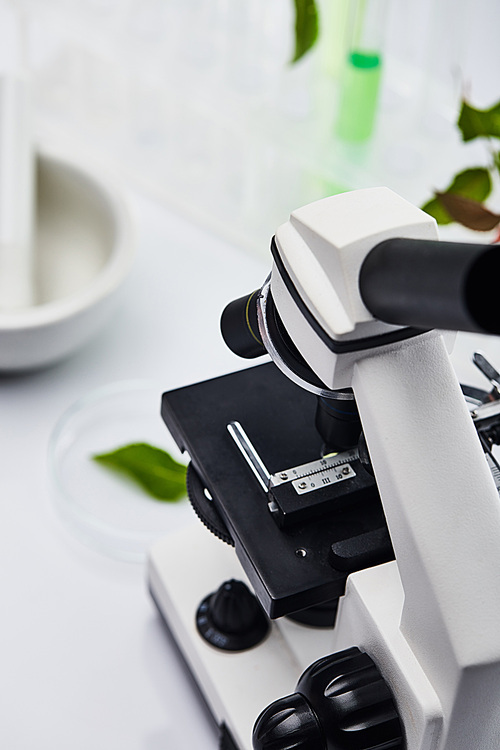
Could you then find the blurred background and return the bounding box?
[14,0,500,257]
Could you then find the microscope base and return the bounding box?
[148,523,335,750]
[148,523,443,750]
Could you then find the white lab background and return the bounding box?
[1,1,500,748]
[20,0,500,254]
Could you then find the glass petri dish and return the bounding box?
[49,380,193,563]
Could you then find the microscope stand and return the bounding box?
[148,186,500,750]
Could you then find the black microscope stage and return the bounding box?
[161,362,393,619]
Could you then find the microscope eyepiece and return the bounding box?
[360,238,500,335]
[220,290,266,358]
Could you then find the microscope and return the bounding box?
[148,187,500,750]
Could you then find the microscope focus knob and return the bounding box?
[196,579,270,651]
[252,692,324,750]
[253,647,403,750]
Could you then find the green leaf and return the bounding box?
[458,99,500,142]
[93,443,187,501]
[446,167,492,202]
[421,167,492,225]
[291,0,319,63]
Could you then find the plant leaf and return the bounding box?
[458,99,500,142]
[93,443,187,501]
[446,167,492,202]
[291,0,319,63]
[421,167,492,225]
[435,192,500,231]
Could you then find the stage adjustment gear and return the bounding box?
[186,462,234,546]
[253,647,404,750]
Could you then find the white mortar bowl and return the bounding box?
[0,149,134,371]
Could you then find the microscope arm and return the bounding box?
[352,330,500,750]
[264,189,500,747]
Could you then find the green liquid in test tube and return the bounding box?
[336,0,386,143]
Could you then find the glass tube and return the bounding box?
[335,0,388,142]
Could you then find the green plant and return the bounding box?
[292,3,500,239]
[421,98,500,237]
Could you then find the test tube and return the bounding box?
[335,0,387,143]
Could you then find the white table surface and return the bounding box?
[0,188,267,749]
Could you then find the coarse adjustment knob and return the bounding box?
[253,647,404,750]
[196,579,270,651]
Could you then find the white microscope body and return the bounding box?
[149,187,500,750]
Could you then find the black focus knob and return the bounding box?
[252,692,324,750]
[253,647,404,750]
[196,579,270,651]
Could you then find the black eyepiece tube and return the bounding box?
[359,238,500,335]
[220,290,267,358]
